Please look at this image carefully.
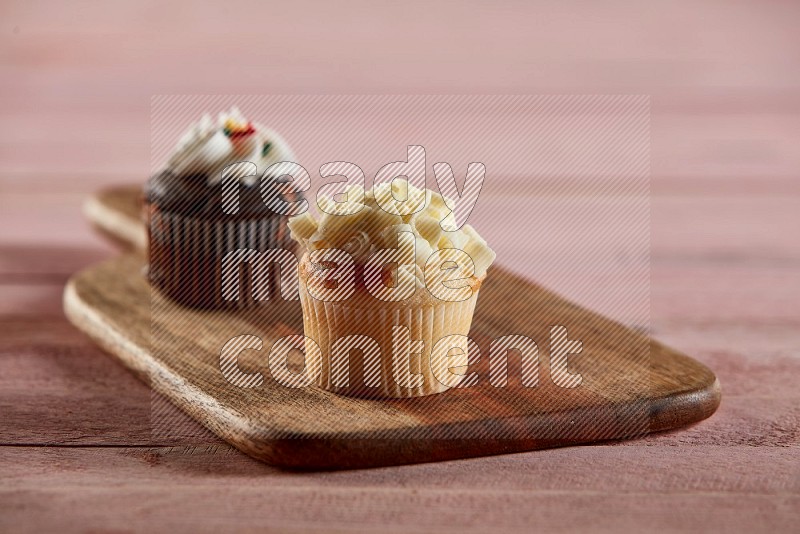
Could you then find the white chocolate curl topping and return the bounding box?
[287,180,496,284]
[165,107,294,185]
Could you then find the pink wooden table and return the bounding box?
[1,2,798,532]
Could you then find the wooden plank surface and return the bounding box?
[63,239,719,467]
[4,187,798,531]
[2,446,799,534]
[2,0,800,531]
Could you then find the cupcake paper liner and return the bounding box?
[147,205,291,309]
[299,276,480,398]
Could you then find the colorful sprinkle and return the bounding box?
[223,119,255,138]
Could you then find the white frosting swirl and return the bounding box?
[165,107,294,185]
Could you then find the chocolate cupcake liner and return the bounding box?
[148,205,292,309]
[299,280,480,398]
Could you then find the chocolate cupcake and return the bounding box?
[145,108,297,309]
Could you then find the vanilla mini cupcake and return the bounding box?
[146,107,297,309]
[288,181,496,398]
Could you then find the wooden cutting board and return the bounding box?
[64,186,721,469]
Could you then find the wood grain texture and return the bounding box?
[0,315,219,446]
[2,311,793,449]
[3,0,799,529]
[2,445,798,534]
[83,185,147,252]
[3,192,793,452]
[63,189,720,468]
